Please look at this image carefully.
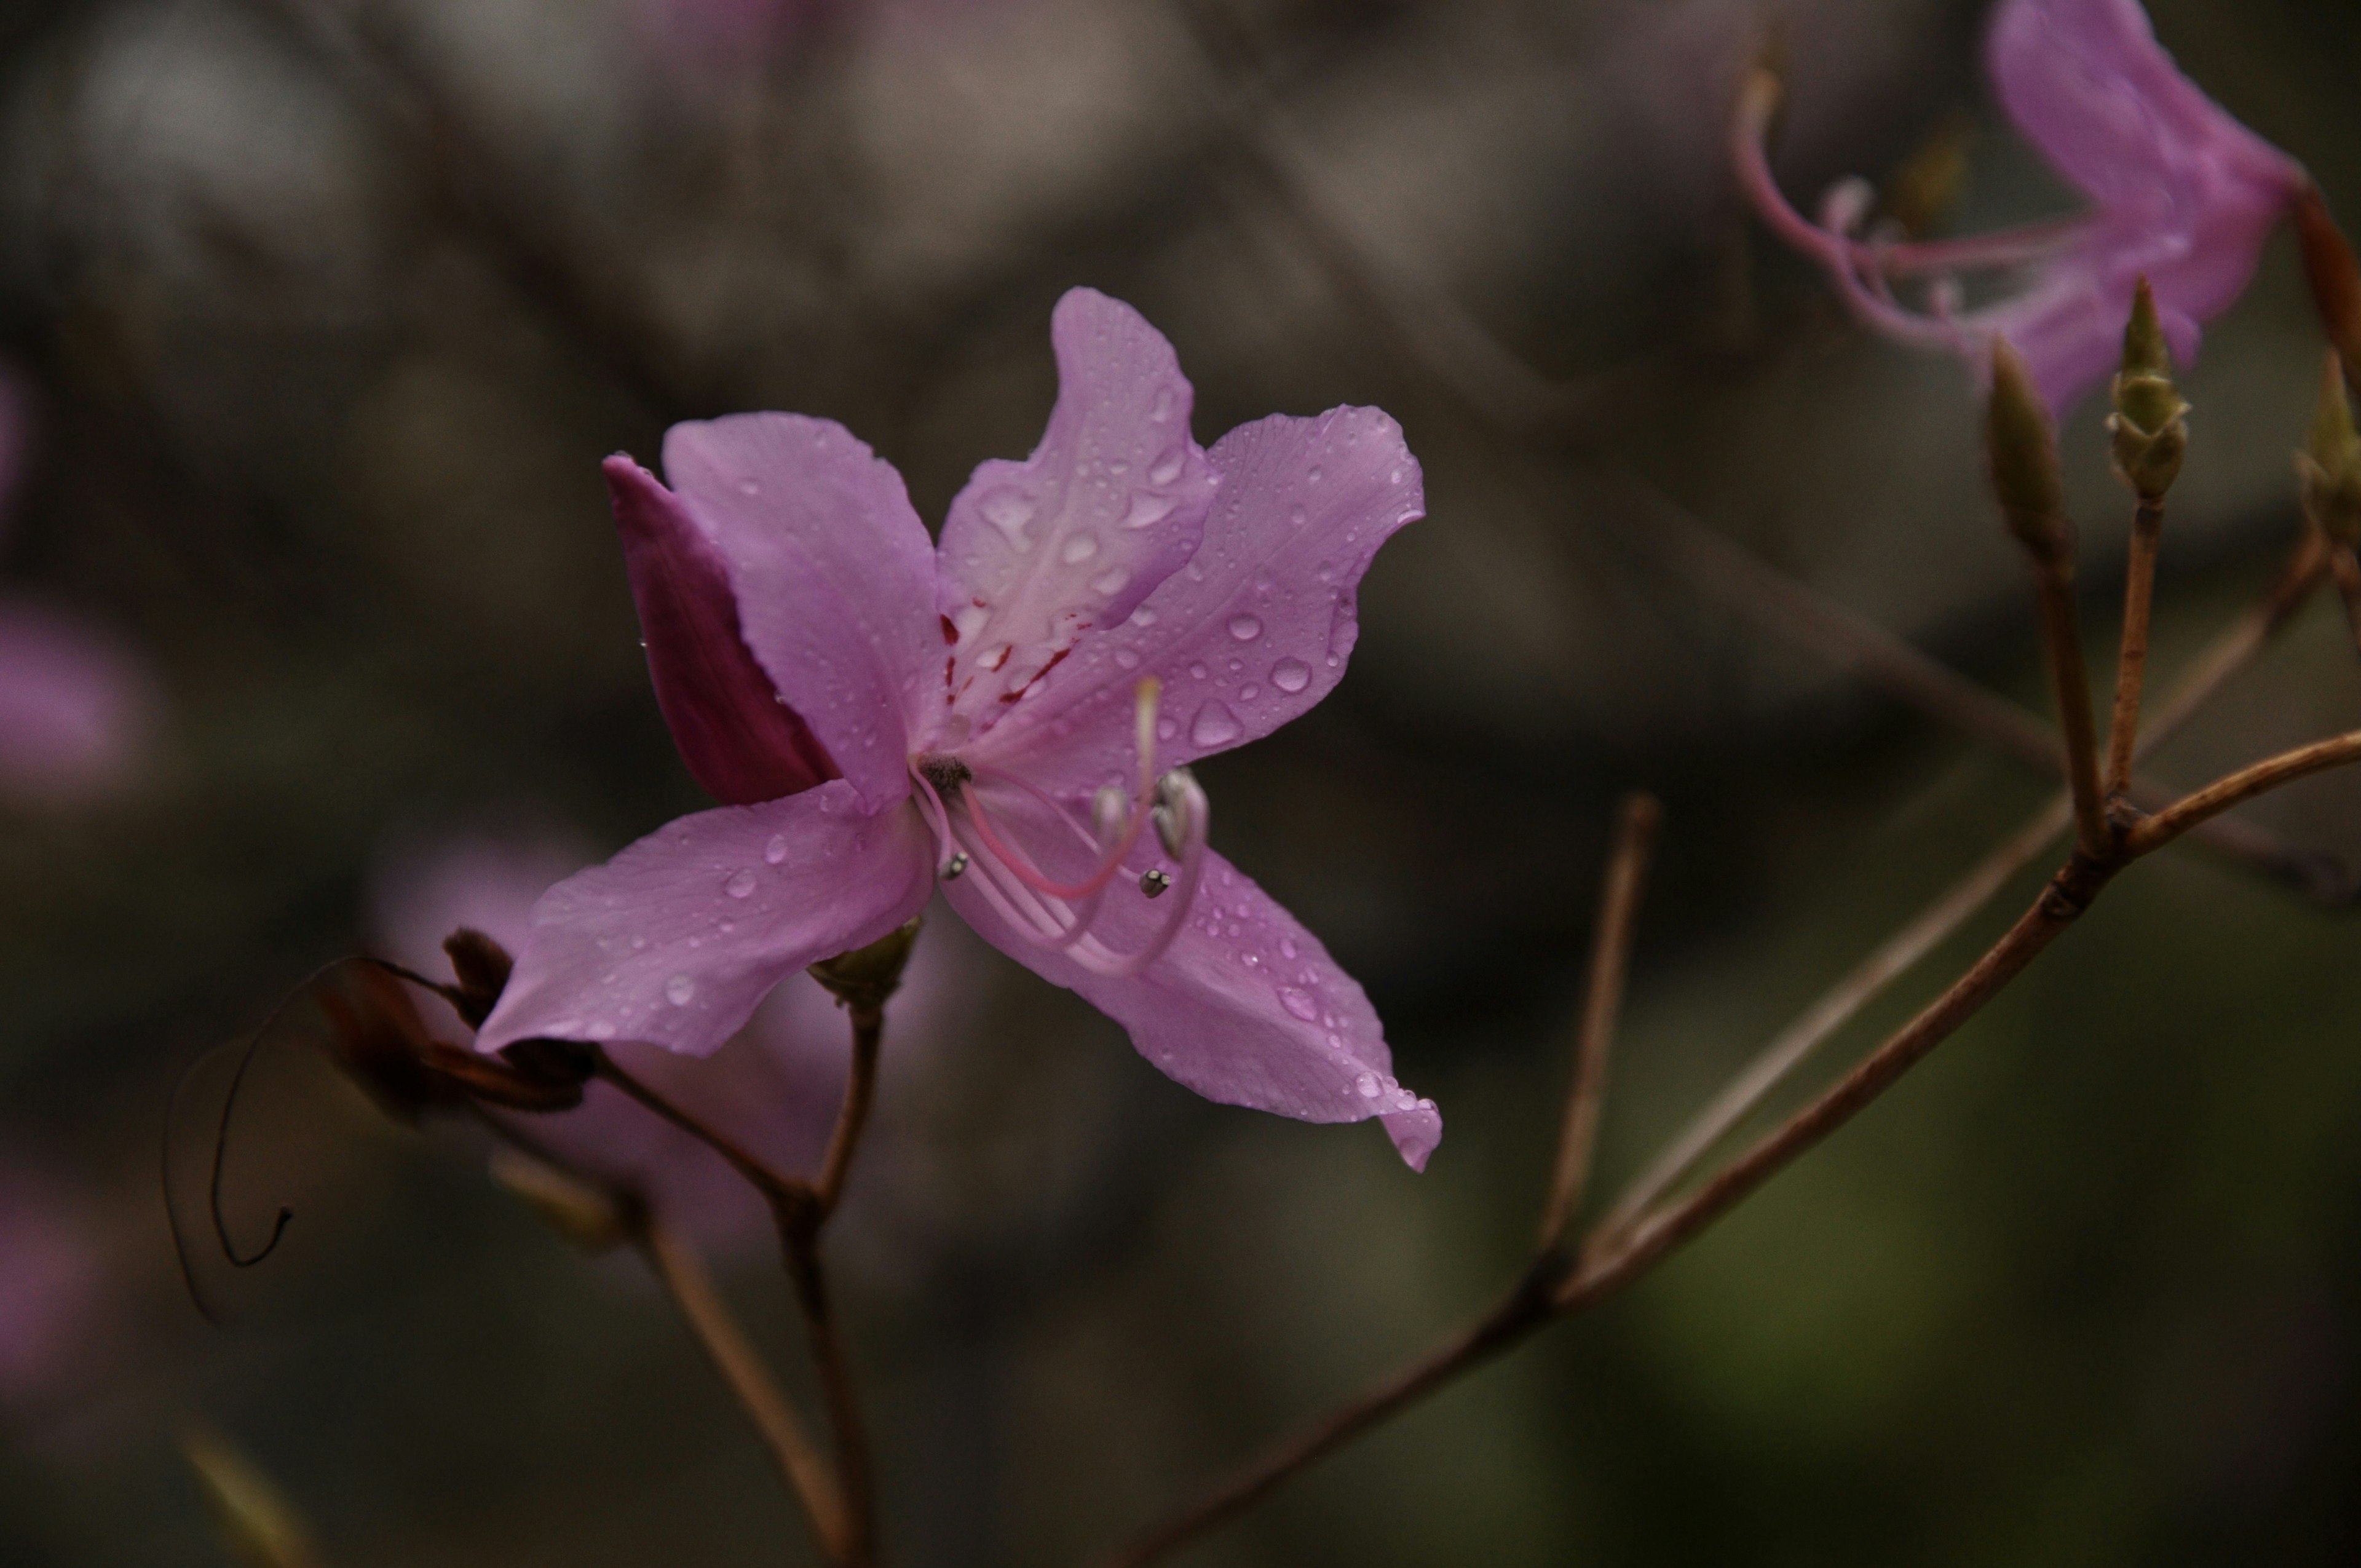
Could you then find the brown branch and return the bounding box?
[1098,536,2337,1566]
[1537,794,1662,1249]
[635,1216,853,1562]
[2125,729,2361,857]
[2105,502,2166,801]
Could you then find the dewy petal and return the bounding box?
[661,414,940,812]
[606,456,839,804]
[967,405,1422,798]
[478,780,935,1058]
[941,793,1438,1170]
[932,288,1218,746]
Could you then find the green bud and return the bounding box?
[2107,278,2190,501]
[1986,338,2072,559]
[2300,350,2361,546]
[809,916,922,1013]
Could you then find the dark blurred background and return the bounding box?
[4,0,2361,1562]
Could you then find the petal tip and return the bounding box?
[1382,1101,1442,1172]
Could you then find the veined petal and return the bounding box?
[606,456,839,804]
[478,781,935,1058]
[943,793,1437,1170]
[932,288,1218,746]
[662,414,939,812]
[967,406,1421,798]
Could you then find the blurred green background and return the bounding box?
[3,0,2360,1562]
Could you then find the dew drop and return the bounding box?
[1061,533,1101,564]
[1147,449,1187,485]
[665,974,697,1007]
[1307,465,1324,485]
[1114,647,1141,670]
[1271,658,1312,693]
[980,643,1013,671]
[1240,683,1260,701]
[736,477,761,497]
[1287,503,1308,527]
[952,604,989,641]
[1120,491,1180,529]
[1278,986,1320,1021]
[1149,386,1176,421]
[1188,661,1208,680]
[724,868,757,899]
[1157,717,1179,741]
[1189,701,1243,747]
[981,489,1034,542]
[1130,606,1158,628]
[1355,1071,1380,1099]
[1226,612,1263,642]
[1091,566,1131,596]
[1279,936,1299,959]
[764,834,789,865]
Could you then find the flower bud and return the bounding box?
[809,916,922,1013]
[441,926,513,1029]
[2299,351,2361,547]
[2106,278,2190,502]
[1986,338,2073,560]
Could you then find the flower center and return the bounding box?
[905,680,1209,979]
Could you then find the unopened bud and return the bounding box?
[182,1426,322,1568]
[809,916,922,1012]
[2300,351,2361,546]
[2106,278,2189,501]
[488,1147,631,1252]
[1985,338,2073,560]
[441,927,513,1029]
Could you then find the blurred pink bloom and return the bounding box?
[0,366,156,805]
[371,826,954,1253]
[633,0,825,78]
[478,287,1441,1170]
[1736,0,2305,412]
[0,604,154,803]
[0,1157,116,1412]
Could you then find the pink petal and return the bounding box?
[660,414,940,812]
[943,802,1439,1170]
[607,456,841,804]
[0,601,154,804]
[478,780,935,1058]
[931,288,1218,748]
[967,405,1422,798]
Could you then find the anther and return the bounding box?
[1152,767,1202,859]
[1140,868,1172,898]
[942,850,970,881]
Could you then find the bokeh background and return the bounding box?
[4,0,2361,1562]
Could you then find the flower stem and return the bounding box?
[813,1004,884,1220]
[2105,501,2165,802]
[1536,793,1661,1250]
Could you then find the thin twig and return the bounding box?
[591,1053,800,1204]
[636,1215,853,1562]
[1537,793,1662,1250]
[812,1004,884,1220]
[2105,502,2166,800]
[2125,729,2361,856]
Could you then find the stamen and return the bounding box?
[955,679,1163,904]
[1140,869,1172,898]
[943,850,970,881]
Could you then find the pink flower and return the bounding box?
[1735,0,2305,413]
[479,288,1440,1169]
[373,826,960,1254]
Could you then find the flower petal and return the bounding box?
[478,781,935,1058]
[967,405,1422,798]
[606,456,840,804]
[932,288,1218,748]
[660,414,940,812]
[943,811,1438,1170]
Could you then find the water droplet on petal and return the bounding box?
[736,477,761,497]
[1279,936,1298,959]
[1355,1071,1380,1098]
[1271,658,1312,693]
[1189,701,1242,747]
[1307,465,1324,485]
[1148,449,1187,485]
[1188,661,1208,680]
[1130,606,1158,628]
[981,489,1034,543]
[724,868,757,898]
[1157,717,1179,741]
[1114,647,1141,670]
[1287,504,1308,527]
[1150,386,1176,421]
[1278,986,1319,1021]
[1227,613,1263,641]
[665,974,697,1006]
[1091,566,1131,596]
[764,834,789,865]
[1061,533,1101,564]
[980,643,1013,671]
[1120,491,1180,529]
